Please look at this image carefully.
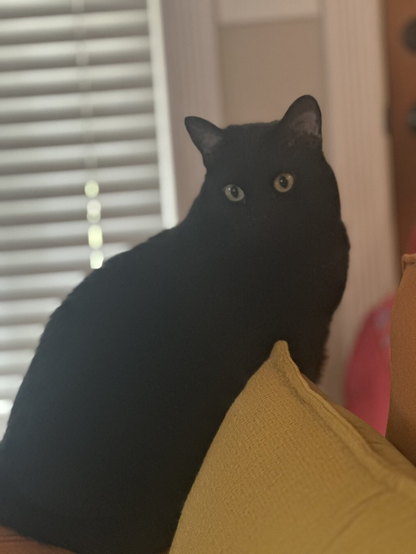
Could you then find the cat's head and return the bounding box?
[185,96,349,378]
[186,96,339,234]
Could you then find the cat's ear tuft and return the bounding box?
[280,95,322,149]
[185,116,223,166]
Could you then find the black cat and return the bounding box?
[0,96,349,554]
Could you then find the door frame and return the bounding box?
[320,0,398,401]
[154,0,224,221]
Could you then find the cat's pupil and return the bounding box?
[279,176,288,188]
[230,185,239,198]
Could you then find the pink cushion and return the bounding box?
[344,295,393,435]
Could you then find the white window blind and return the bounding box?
[0,0,169,435]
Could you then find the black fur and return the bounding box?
[0,96,349,553]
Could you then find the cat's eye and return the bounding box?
[274,173,295,193]
[224,184,245,202]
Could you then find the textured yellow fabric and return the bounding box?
[171,341,416,554]
[387,254,416,466]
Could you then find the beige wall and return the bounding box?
[219,18,325,125]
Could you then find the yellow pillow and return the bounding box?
[171,342,416,554]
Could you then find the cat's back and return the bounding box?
[0,224,201,522]
[31,226,181,360]
[0,226,193,458]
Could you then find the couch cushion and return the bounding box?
[387,253,416,466]
[171,341,416,554]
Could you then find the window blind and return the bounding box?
[0,0,167,436]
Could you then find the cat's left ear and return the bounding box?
[280,95,322,149]
[185,116,224,167]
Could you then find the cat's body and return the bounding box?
[0,96,349,554]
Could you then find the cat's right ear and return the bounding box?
[280,95,322,149]
[185,116,223,167]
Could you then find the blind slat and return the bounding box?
[0,10,148,46]
[0,298,61,326]
[0,139,158,175]
[0,333,43,352]
[1,113,156,149]
[0,164,159,199]
[3,114,155,139]
[0,0,147,20]
[0,324,45,347]
[0,36,150,72]
[0,376,24,399]
[0,62,152,89]
[0,62,152,98]
[0,215,163,251]
[0,271,86,301]
[0,190,161,226]
[0,189,160,217]
[0,243,131,277]
[0,350,34,374]
[0,89,154,124]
